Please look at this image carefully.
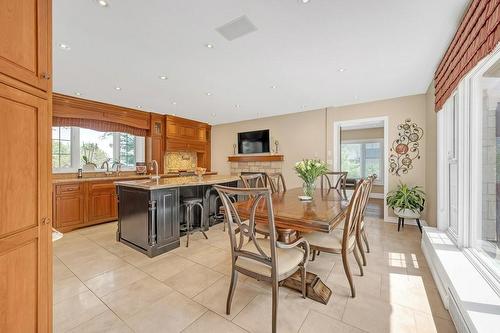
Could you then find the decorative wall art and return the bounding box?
[389,119,424,176]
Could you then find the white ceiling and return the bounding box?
[53,0,469,125]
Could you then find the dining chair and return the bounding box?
[302,178,368,297]
[213,185,310,333]
[265,172,287,193]
[240,174,272,237]
[321,171,348,199]
[356,175,376,266]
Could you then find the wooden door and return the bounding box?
[0,0,51,91]
[0,81,51,332]
[87,182,118,223]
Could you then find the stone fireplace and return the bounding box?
[228,155,284,175]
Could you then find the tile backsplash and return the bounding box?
[165,151,197,171]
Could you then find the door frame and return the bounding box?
[333,116,389,222]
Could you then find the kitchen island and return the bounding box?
[114,175,239,257]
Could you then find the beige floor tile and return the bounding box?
[327,263,382,298]
[121,248,172,267]
[413,311,457,333]
[101,276,173,318]
[67,252,128,281]
[125,291,207,333]
[68,310,132,333]
[83,264,148,297]
[299,310,365,333]
[54,290,108,332]
[172,239,212,258]
[232,293,310,333]
[140,253,196,281]
[304,279,349,321]
[342,293,417,333]
[187,245,230,268]
[183,311,248,333]
[53,275,89,304]
[53,256,75,282]
[193,276,265,319]
[102,241,140,258]
[164,262,223,298]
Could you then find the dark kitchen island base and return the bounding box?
[115,175,240,257]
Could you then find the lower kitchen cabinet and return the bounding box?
[53,180,119,232]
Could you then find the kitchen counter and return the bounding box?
[114,174,239,190]
[115,174,239,257]
[52,171,218,184]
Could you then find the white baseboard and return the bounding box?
[384,216,427,226]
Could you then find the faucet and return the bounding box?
[150,160,160,181]
[112,161,122,176]
[100,160,112,175]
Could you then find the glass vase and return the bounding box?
[302,181,316,198]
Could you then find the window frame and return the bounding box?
[51,127,145,173]
[341,138,384,184]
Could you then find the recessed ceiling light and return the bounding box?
[95,0,109,7]
[159,75,168,80]
[74,92,81,96]
[211,113,216,117]
[206,92,212,96]
[338,68,346,72]
[235,104,240,108]
[136,105,142,109]
[172,102,177,105]
[300,0,311,3]
[205,44,214,49]
[114,86,121,91]
[271,85,277,89]
[58,43,71,51]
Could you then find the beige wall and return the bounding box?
[211,109,327,189]
[425,82,438,226]
[212,92,436,223]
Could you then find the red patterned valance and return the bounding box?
[435,0,500,111]
[53,117,148,137]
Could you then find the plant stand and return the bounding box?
[395,208,423,233]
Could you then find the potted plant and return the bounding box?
[294,159,328,199]
[386,183,426,218]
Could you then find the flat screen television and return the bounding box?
[238,129,270,154]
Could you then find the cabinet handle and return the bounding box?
[41,72,51,80]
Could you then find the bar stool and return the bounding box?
[183,197,207,247]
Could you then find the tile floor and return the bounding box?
[53,217,456,333]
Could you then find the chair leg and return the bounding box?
[342,250,355,297]
[301,266,306,299]
[397,217,401,232]
[416,218,422,233]
[362,228,370,253]
[226,268,238,315]
[272,277,279,333]
[356,233,367,266]
[317,251,320,256]
[353,245,364,276]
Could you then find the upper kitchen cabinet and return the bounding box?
[0,0,51,92]
[150,113,165,173]
[166,115,209,143]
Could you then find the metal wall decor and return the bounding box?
[389,118,424,176]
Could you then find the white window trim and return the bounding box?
[437,43,500,295]
[52,128,146,173]
[341,138,385,185]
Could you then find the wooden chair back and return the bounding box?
[240,173,266,189]
[265,172,287,193]
[342,179,369,247]
[321,171,348,199]
[213,185,279,277]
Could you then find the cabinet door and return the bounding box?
[151,136,164,173]
[0,81,51,332]
[155,188,179,247]
[0,0,50,91]
[88,183,117,223]
[54,194,85,228]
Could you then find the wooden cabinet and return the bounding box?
[150,113,165,173]
[0,80,51,332]
[87,182,118,224]
[0,0,51,91]
[54,193,85,228]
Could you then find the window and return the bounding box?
[52,127,145,172]
[341,140,384,182]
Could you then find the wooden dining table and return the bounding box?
[233,187,349,240]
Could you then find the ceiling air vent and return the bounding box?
[216,15,257,41]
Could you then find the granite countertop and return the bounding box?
[114,174,240,190]
[52,171,218,184]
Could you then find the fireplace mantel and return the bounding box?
[227,155,284,162]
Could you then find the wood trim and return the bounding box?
[53,93,151,130]
[228,155,284,162]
